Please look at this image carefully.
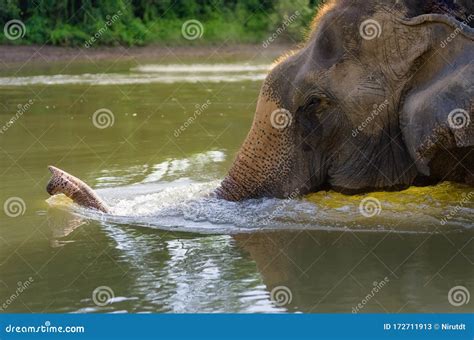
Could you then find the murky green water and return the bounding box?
[0,54,472,313]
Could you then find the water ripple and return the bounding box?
[0,63,271,86]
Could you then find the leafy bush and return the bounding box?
[0,0,323,46]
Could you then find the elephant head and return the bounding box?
[216,0,474,201]
[47,0,473,210]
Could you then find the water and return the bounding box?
[0,63,272,86]
[0,53,473,313]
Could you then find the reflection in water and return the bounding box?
[55,218,275,313]
[44,209,473,313]
[0,63,271,86]
[0,73,268,86]
[93,151,226,188]
[234,230,474,313]
[44,208,91,248]
[131,64,271,73]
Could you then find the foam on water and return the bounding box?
[47,179,474,235]
[0,63,271,86]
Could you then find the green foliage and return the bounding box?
[50,24,91,46]
[0,0,323,46]
[270,0,316,42]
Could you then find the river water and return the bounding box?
[0,52,472,313]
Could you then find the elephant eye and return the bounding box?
[305,96,329,114]
[307,97,321,108]
[296,95,329,116]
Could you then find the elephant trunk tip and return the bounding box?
[215,175,254,201]
[46,165,63,195]
[46,165,110,213]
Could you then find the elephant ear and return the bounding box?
[399,14,474,179]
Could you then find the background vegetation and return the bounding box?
[0,0,323,46]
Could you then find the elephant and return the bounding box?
[47,0,473,211]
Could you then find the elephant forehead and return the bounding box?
[331,66,386,105]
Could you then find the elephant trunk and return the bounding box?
[216,90,294,201]
[47,166,110,213]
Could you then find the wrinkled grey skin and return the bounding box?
[47,0,473,210]
[216,0,474,201]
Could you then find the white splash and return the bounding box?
[45,150,473,235]
[45,178,473,236]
